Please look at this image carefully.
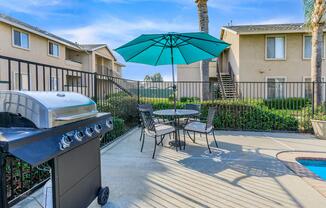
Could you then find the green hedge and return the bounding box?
[98,95,138,124]
[180,97,200,103]
[145,99,299,131]
[263,98,311,110]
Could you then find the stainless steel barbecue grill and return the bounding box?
[0,91,113,208]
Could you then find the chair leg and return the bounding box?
[174,131,178,152]
[139,127,143,141]
[193,132,196,143]
[205,133,211,153]
[212,130,218,148]
[169,133,172,140]
[152,136,157,159]
[183,130,186,150]
[178,130,182,150]
[140,131,145,152]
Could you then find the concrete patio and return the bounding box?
[15,129,326,208]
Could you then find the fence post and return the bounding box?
[137,81,140,104]
[0,152,8,208]
[312,81,315,117]
[93,72,98,103]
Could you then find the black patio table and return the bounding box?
[153,109,199,149]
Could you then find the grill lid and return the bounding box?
[0,91,98,128]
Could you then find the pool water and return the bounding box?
[298,159,326,180]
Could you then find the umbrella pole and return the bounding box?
[170,43,176,112]
[172,63,176,112]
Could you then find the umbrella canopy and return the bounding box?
[115,32,230,66]
[115,32,230,111]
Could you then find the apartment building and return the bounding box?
[177,23,326,99]
[0,13,124,92]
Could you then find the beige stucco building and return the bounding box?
[177,23,326,99]
[0,13,124,93]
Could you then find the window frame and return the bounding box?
[265,35,287,61]
[302,34,326,60]
[265,76,287,99]
[48,41,60,58]
[303,76,326,100]
[12,28,30,50]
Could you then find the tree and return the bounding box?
[195,0,210,100]
[304,0,326,108]
[144,73,163,82]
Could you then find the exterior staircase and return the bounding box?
[219,73,238,99]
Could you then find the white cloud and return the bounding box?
[0,0,67,16]
[54,16,196,48]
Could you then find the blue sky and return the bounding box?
[0,0,303,81]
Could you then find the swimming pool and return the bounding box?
[298,159,326,180]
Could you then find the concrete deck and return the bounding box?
[15,129,326,208]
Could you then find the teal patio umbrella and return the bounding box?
[115,32,230,110]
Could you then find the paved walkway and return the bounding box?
[15,129,326,208]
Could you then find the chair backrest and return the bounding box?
[185,104,201,112]
[137,104,154,116]
[139,108,156,132]
[206,107,217,130]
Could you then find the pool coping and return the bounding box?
[277,151,326,198]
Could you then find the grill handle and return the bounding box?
[55,111,98,121]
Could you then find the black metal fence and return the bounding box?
[1,55,326,203]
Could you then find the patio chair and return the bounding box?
[139,108,177,159]
[183,107,218,153]
[138,104,156,141]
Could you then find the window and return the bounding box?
[266,36,285,60]
[303,35,325,59]
[49,41,60,57]
[14,73,29,90]
[50,77,58,91]
[266,77,286,99]
[13,29,29,49]
[304,77,325,100]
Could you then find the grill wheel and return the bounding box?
[98,186,110,205]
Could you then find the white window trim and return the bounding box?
[265,76,287,99]
[302,34,326,60]
[12,28,30,50]
[13,72,30,90]
[48,41,60,58]
[302,76,326,98]
[265,35,287,61]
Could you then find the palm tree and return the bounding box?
[304,0,326,108]
[195,0,210,100]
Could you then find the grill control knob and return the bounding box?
[94,124,102,134]
[74,131,85,142]
[59,135,72,150]
[106,119,113,128]
[85,127,94,137]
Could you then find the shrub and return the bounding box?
[263,98,311,110]
[146,99,299,131]
[200,102,299,131]
[180,97,200,103]
[98,95,138,124]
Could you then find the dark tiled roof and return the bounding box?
[0,13,80,48]
[222,23,313,34]
[80,44,106,51]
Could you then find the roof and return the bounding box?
[221,23,322,35]
[79,44,107,51]
[0,13,81,49]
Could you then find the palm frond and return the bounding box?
[303,0,314,26]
